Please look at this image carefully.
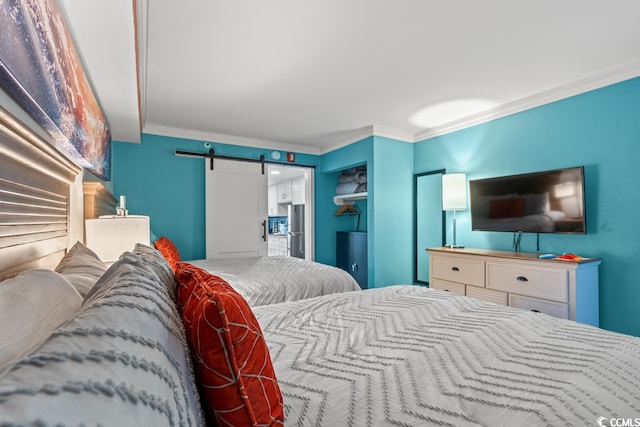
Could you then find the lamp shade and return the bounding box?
[442,173,467,211]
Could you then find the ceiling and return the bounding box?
[267,164,307,186]
[59,1,640,155]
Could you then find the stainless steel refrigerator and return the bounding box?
[287,204,305,259]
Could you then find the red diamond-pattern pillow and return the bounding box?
[175,262,284,426]
[154,236,181,271]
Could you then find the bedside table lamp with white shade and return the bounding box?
[84,196,150,262]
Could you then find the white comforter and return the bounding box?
[255,285,640,426]
[188,256,360,306]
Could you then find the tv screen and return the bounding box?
[469,166,586,234]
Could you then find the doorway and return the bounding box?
[267,164,315,260]
[414,169,445,285]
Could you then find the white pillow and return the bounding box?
[55,241,107,297]
[0,269,82,375]
[0,253,204,426]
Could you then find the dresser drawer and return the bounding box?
[466,286,507,305]
[431,256,485,287]
[430,279,466,296]
[486,262,568,303]
[509,294,569,320]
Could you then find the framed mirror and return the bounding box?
[414,169,445,285]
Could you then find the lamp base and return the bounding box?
[445,244,465,249]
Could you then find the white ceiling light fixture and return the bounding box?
[410,99,499,129]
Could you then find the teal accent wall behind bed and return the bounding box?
[112,134,203,261]
[112,134,321,261]
[112,77,640,336]
[113,132,414,290]
[414,76,640,336]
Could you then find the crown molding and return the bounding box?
[320,124,414,154]
[371,125,414,143]
[414,60,640,142]
[320,126,376,154]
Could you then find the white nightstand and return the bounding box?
[85,215,150,262]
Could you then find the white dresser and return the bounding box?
[427,247,600,326]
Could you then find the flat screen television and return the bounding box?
[469,166,586,234]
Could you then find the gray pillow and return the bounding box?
[55,241,107,297]
[0,270,82,376]
[132,243,178,300]
[0,252,204,426]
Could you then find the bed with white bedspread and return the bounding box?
[255,285,640,426]
[3,246,640,426]
[187,256,361,306]
[3,101,639,426]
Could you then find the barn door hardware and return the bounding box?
[175,148,312,174]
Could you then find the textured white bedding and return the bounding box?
[0,249,204,426]
[255,285,640,426]
[188,256,360,306]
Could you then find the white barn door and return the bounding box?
[205,159,268,258]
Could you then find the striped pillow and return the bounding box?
[132,243,178,300]
[0,253,204,426]
[175,262,284,426]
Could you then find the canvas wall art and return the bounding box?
[0,0,111,179]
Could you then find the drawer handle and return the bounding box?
[451,266,460,272]
[516,276,528,282]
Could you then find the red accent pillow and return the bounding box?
[154,236,181,271]
[488,197,526,218]
[175,262,284,426]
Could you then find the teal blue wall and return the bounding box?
[372,137,414,286]
[110,133,412,289]
[112,134,319,261]
[318,137,374,282]
[414,77,640,336]
[316,136,415,287]
[112,77,640,336]
[112,133,376,278]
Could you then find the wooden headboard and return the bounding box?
[83,181,117,220]
[0,105,81,280]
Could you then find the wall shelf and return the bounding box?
[333,192,368,205]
